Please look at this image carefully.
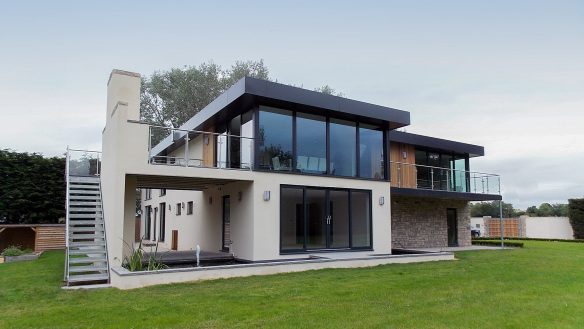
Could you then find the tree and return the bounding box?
[526,203,569,217]
[568,198,584,239]
[0,150,65,224]
[140,60,271,128]
[314,85,345,97]
[470,201,518,218]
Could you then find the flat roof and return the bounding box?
[151,77,411,156]
[389,131,485,157]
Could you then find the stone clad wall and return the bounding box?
[391,196,470,248]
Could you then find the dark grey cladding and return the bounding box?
[389,131,485,158]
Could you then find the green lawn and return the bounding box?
[1,241,583,329]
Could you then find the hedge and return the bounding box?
[568,198,584,239]
[473,237,584,243]
[471,240,524,248]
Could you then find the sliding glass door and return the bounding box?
[280,186,371,252]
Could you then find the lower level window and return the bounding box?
[280,185,372,252]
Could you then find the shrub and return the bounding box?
[1,246,33,256]
[473,237,584,243]
[568,198,584,239]
[471,240,524,248]
[122,239,167,272]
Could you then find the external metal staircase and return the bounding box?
[64,149,110,286]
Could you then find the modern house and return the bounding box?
[63,70,501,288]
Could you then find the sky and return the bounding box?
[0,0,583,209]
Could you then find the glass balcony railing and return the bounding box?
[67,148,101,176]
[148,125,254,170]
[389,161,500,195]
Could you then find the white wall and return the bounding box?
[526,217,574,240]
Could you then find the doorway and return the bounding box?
[281,186,371,252]
[222,196,231,252]
[447,208,458,247]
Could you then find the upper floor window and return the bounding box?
[145,189,152,200]
[159,189,166,197]
[296,113,326,174]
[176,203,181,216]
[257,106,386,180]
[258,106,293,171]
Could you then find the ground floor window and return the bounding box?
[280,185,372,252]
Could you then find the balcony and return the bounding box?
[389,161,501,201]
[148,125,254,170]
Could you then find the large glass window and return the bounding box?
[296,113,326,174]
[280,186,372,252]
[359,125,384,179]
[351,191,371,248]
[259,106,293,171]
[329,119,356,177]
[453,157,468,192]
[280,187,305,250]
[240,111,253,169]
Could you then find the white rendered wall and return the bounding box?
[526,217,574,240]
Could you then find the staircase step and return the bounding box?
[69,265,108,273]
[70,213,103,219]
[70,227,104,232]
[69,183,100,189]
[69,195,101,201]
[69,201,101,206]
[69,241,106,248]
[70,233,104,240]
[69,176,101,183]
[69,189,100,195]
[68,249,107,256]
[69,219,103,225]
[69,207,103,213]
[67,273,109,283]
[69,256,107,264]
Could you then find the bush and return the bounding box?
[568,198,584,239]
[1,246,33,256]
[473,237,584,243]
[471,240,524,248]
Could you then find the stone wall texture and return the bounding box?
[391,196,471,248]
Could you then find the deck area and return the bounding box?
[144,250,234,265]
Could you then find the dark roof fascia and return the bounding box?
[391,187,501,201]
[152,77,411,155]
[389,131,485,158]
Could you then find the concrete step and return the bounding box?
[67,273,109,283]
[69,265,108,273]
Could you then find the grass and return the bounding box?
[0,241,583,328]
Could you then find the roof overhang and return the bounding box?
[389,131,485,158]
[152,77,411,156]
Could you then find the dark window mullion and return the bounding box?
[355,122,360,177]
[326,117,331,175]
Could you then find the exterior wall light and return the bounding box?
[379,196,385,206]
[263,191,271,201]
[238,191,242,201]
[168,204,171,211]
[209,196,213,205]
[181,202,185,209]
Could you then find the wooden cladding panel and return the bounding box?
[171,230,178,251]
[390,142,417,188]
[34,226,65,252]
[202,127,216,167]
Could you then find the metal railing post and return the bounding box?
[486,176,489,194]
[147,126,152,164]
[397,163,401,187]
[430,168,434,190]
[184,131,189,167]
[499,199,504,249]
[446,170,450,191]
